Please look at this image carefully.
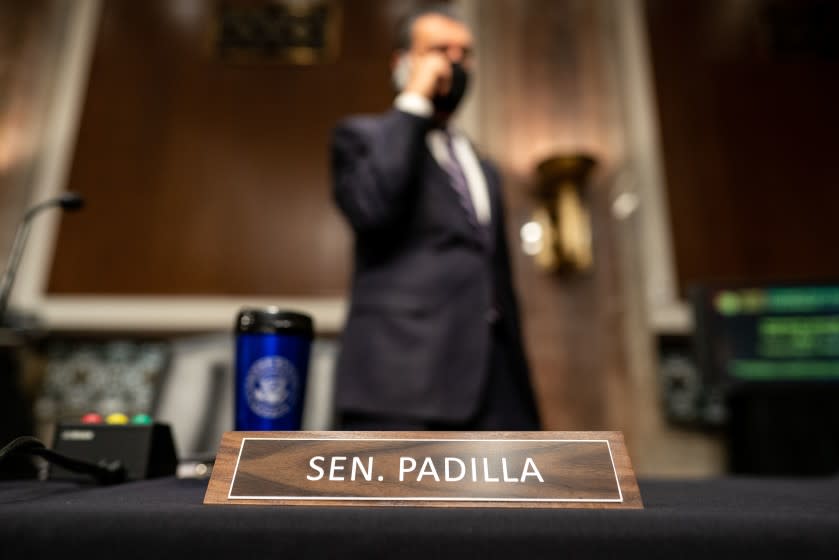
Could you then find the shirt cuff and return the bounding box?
[394,92,434,118]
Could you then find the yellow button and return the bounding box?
[105,412,130,425]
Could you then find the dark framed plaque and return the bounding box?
[204,431,642,508]
[213,0,341,65]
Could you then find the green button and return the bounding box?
[131,413,153,425]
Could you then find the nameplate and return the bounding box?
[204,431,642,508]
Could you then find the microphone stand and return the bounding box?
[0,193,84,326]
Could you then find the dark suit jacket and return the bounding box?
[331,108,531,423]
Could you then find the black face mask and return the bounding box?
[432,62,470,114]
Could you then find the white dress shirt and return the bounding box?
[394,92,492,225]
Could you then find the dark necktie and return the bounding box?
[442,132,479,228]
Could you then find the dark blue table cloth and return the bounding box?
[1,476,837,559]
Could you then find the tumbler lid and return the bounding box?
[235,308,314,336]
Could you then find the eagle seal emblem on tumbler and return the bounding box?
[235,308,313,430]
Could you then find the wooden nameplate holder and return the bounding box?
[204,431,642,509]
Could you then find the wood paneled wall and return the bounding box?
[48,0,404,296]
[645,0,839,296]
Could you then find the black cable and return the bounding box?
[0,436,126,485]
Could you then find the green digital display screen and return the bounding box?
[695,285,839,383]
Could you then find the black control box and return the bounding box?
[50,423,177,481]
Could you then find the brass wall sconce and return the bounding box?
[520,154,596,273]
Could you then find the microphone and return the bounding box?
[0,192,85,325]
[56,192,85,212]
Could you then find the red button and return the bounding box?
[80,412,103,424]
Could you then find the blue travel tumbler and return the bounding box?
[234,308,313,431]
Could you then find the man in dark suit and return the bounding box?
[331,6,540,430]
